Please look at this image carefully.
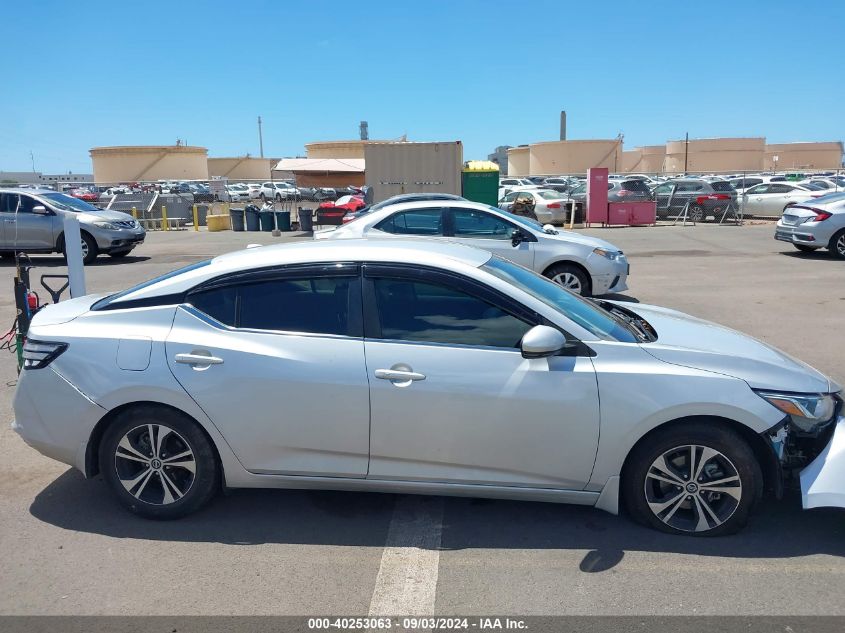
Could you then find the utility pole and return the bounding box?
[257,116,264,158]
[684,132,689,174]
[30,151,36,173]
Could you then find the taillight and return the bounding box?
[616,189,631,197]
[811,211,832,222]
[21,339,68,370]
[547,203,561,209]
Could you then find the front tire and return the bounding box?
[99,405,219,519]
[544,263,591,296]
[622,421,762,536]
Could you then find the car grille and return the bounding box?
[112,220,138,229]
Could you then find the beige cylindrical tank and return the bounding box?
[664,137,764,173]
[528,140,623,175]
[639,145,667,172]
[764,142,844,170]
[90,145,209,183]
[621,150,641,173]
[507,146,530,176]
[306,141,381,160]
[207,157,273,180]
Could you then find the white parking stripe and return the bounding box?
[368,495,444,617]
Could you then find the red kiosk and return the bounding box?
[585,167,656,227]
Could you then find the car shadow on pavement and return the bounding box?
[30,469,845,570]
[779,249,836,260]
[0,255,150,267]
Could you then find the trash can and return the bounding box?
[245,206,261,231]
[259,210,275,232]
[275,210,291,232]
[230,208,245,232]
[461,160,500,207]
[298,207,313,232]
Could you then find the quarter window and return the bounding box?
[371,278,533,348]
[452,209,515,240]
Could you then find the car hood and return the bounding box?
[74,209,138,223]
[541,229,623,252]
[624,302,838,394]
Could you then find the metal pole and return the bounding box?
[193,204,199,231]
[258,116,264,158]
[684,132,689,174]
[161,205,169,231]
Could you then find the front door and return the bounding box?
[166,266,371,476]
[362,266,601,489]
[447,207,535,269]
[0,194,57,250]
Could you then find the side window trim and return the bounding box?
[361,263,542,345]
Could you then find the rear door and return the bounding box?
[166,264,371,476]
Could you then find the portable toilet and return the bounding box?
[462,160,499,207]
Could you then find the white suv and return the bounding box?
[315,200,629,296]
[260,182,300,201]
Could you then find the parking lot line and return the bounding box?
[368,495,444,617]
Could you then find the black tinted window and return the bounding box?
[620,180,651,192]
[189,276,352,335]
[189,286,237,325]
[372,278,532,348]
[240,278,350,335]
[452,209,515,240]
[769,184,793,193]
[710,181,734,192]
[376,209,443,235]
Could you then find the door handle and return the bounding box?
[175,352,224,366]
[374,368,426,382]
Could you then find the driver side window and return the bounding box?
[451,209,515,241]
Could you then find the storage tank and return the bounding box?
[664,137,764,173]
[207,157,274,180]
[764,142,844,170]
[528,140,623,175]
[305,140,399,160]
[506,146,530,176]
[90,145,209,183]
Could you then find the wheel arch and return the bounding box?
[84,400,223,481]
[619,414,780,509]
[541,258,591,281]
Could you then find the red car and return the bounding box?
[69,188,99,202]
[317,195,365,225]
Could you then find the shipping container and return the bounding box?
[364,141,463,203]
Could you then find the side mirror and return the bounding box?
[32,205,48,215]
[511,229,525,247]
[520,325,568,359]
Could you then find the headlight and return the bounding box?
[592,247,623,261]
[755,390,837,433]
[93,221,119,230]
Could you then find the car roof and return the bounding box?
[105,238,493,306]
[0,187,58,194]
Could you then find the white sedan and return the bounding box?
[315,200,629,296]
[742,182,828,216]
[226,184,251,202]
[260,182,301,201]
[498,188,571,225]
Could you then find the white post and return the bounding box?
[63,214,87,297]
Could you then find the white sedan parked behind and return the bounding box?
[498,188,571,225]
[742,182,828,216]
[315,200,628,296]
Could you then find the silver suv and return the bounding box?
[0,188,145,264]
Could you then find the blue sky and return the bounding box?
[2,0,843,173]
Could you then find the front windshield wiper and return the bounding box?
[593,299,656,342]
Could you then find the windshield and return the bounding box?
[482,257,638,342]
[39,192,100,212]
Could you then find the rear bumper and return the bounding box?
[775,222,834,246]
[801,416,845,510]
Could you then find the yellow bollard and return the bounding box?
[193,204,199,231]
[161,205,169,231]
[131,206,137,219]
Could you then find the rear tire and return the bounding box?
[99,405,219,519]
[622,421,762,536]
[544,263,591,296]
[688,205,705,223]
[829,229,845,260]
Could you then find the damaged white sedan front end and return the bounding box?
[800,416,845,509]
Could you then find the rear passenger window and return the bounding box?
[239,278,350,335]
[188,276,353,336]
[376,209,443,235]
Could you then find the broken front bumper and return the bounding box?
[801,416,845,509]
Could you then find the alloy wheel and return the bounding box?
[837,234,845,256]
[644,444,742,533]
[551,272,582,293]
[114,424,196,505]
[80,238,89,258]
